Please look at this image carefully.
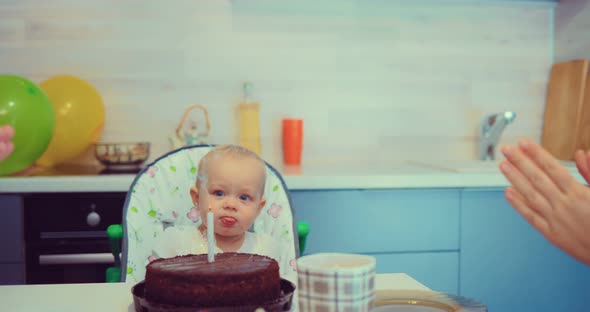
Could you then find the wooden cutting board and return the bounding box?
[579,67,590,153]
[541,59,590,160]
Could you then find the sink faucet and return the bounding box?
[480,111,516,161]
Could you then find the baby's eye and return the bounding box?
[213,190,224,197]
[239,194,251,201]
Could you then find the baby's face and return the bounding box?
[198,155,266,238]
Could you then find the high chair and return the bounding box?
[105,144,309,283]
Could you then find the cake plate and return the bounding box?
[132,278,295,312]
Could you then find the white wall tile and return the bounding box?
[0,0,552,167]
[0,20,25,48]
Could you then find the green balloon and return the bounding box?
[0,75,55,175]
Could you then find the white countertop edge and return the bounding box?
[284,174,512,190]
[0,173,515,193]
[0,176,136,193]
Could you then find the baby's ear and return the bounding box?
[190,186,199,208]
[258,198,267,213]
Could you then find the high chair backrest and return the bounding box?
[121,145,299,283]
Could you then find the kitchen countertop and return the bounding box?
[0,161,586,193]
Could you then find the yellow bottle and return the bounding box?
[238,82,261,155]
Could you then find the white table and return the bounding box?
[0,273,429,312]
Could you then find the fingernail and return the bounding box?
[505,187,514,199]
[519,140,531,150]
[500,162,510,173]
[501,145,512,156]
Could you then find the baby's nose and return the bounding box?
[222,197,238,210]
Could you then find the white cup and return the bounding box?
[296,253,376,312]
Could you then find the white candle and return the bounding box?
[207,206,215,262]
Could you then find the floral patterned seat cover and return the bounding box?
[121,145,299,283]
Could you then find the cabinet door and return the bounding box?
[291,189,460,254]
[291,189,460,293]
[460,189,590,312]
[0,263,25,285]
[0,195,24,263]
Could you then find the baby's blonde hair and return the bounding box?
[196,144,267,194]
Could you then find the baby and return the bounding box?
[152,144,295,283]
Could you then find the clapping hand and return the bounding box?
[499,140,590,266]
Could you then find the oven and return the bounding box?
[23,192,125,284]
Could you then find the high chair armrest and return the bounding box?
[107,224,123,261]
[107,224,123,240]
[106,224,123,283]
[297,221,310,255]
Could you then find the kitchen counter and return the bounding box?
[0,161,586,193]
[0,273,430,312]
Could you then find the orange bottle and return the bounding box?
[282,118,303,165]
[238,82,261,155]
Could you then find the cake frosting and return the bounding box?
[144,252,281,307]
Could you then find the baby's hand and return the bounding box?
[0,125,15,161]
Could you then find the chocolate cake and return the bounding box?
[144,253,281,307]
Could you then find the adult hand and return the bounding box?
[499,140,590,266]
[575,149,590,185]
[0,125,15,161]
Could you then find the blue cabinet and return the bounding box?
[291,189,461,294]
[460,189,590,312]
[4,185,586,298]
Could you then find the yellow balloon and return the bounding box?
[36,75,105,167]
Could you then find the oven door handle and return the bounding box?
[39,253,115,265]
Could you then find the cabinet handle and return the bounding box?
[39,253,115,265]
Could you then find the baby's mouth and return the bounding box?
[220,216,237,227]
